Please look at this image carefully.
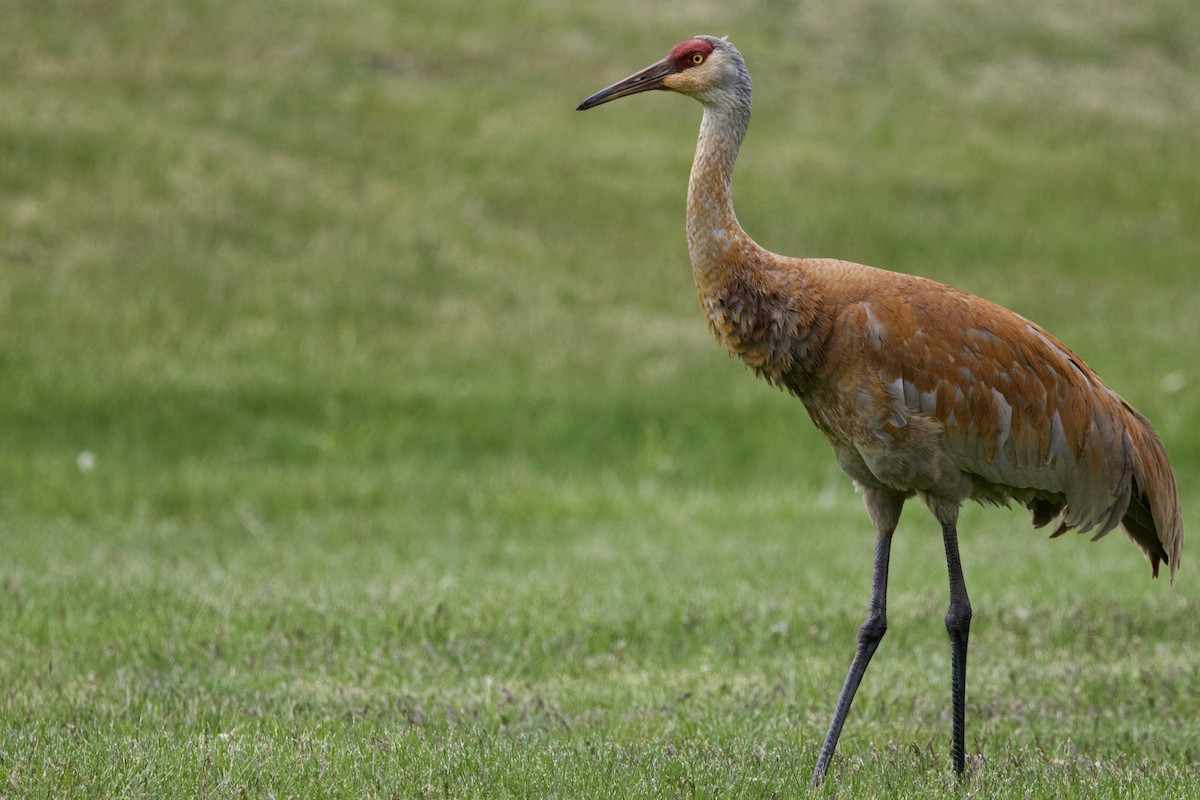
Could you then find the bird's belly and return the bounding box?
[799,386,972,501]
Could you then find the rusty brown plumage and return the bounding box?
[703,255,1183,580]
[579,34,1182,782]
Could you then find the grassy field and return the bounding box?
[2,0,1199,796]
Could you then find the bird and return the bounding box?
[577,35,1183,782]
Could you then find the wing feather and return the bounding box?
[853,280,1159,544]
[778,260,1180,578]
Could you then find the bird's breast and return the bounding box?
[698,271,829,390]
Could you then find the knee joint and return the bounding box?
[944,602,972,634]
[858,611,887,646]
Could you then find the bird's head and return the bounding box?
[577,36,750,111]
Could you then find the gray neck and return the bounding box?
[686,89,755,282]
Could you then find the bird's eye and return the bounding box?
[691,53,705,65]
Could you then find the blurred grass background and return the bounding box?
[1,0,1198,796]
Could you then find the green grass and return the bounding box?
[2,0,1199,796]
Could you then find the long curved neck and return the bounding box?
[683,83,829,388]
[686,93,757,283]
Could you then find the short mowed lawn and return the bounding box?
[2,0,1198,797]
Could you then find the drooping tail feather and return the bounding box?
[1121,408,1183,582]
[1027,402,1183,581]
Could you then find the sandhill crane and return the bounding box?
[577,35,1183,782]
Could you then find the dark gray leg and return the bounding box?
[941,519,972,776]
[811,490,902,784]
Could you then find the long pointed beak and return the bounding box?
[577,58,675,110]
